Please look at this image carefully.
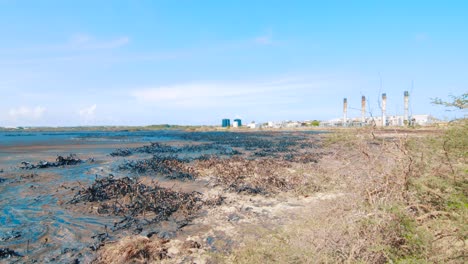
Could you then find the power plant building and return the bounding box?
[233,119,242,127]
[221,119,231,127]
[322,91,437,127]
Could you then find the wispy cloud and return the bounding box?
[8,106,46,121]
[130,77,341,109]
[131,82,285,108]
[0,33,130,55]
[254,29,273,45]
[78,104,97,124]
[68,34,130,50]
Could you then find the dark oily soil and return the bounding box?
[119,154,198,180]
[20,154,84,169]
[69,175,208,232]
[110,142,239,157]
[0,248,22,259]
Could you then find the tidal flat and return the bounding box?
[1,127,465,263]
[0,130,325,263]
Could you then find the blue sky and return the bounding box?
[0,0,466,126]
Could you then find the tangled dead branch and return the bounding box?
[92,236,169,264]
[20,154,84,169]
[119,154,198,180]
[0,248,22,259]
[197,157,303,194]
[69,175,211,231]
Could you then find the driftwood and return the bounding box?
[20,154,83,169]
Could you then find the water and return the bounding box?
[0,129,324,263]
[0,130,188,263]
[0,130,182,147]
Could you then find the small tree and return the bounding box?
[431,93,467,110]
[311,120,320,126]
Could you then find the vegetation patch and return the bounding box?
[197,156,305,194]
[119,154,198,180]
[93,236,169,264]
[69,175,205,231]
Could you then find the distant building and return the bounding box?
[233,119,242,127]
[320,114,438,127]
[285,121,301,128]
[247,122,260,129]
[221,119,231,127]
[412,115,437,126]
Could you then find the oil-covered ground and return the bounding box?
[0,130,325,263]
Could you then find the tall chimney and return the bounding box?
[361,96,366,123]
[404,91,409,125]
[381,93,387,127]
[343,98,348,127]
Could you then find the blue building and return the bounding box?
[222,119,231,127]
[233,119,242,127]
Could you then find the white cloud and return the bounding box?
[130,77,339,109]
[78,104,97,122]
[131,82,284,108]
[8,106,46,120]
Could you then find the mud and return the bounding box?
[0,130,325,263]
[68,175,205,233]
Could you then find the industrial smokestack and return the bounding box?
[404,91,409,125]
[343,98,348,127]
[361,96,366,123]
[381,93,387,127]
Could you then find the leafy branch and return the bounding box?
[431,93,467,110]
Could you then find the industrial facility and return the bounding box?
[320,91,437,127]
[233,119,242,127]
[220,91,437,129]
[221,119,231,127]
[221,118,242,128]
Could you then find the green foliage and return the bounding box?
[444,119,468,159]
[431,93,467,110]
[402,122,468,262]
[310,120,320,126]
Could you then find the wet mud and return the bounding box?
[0,130,324,263]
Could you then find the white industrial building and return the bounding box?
[321,91,438,127]
[246,122,260,129]
[321,114,437,127]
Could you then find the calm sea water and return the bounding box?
[0,130,182,147]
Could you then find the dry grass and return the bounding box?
[212,123,467,263]
[196,157,306,194]
[93,236,169,264]
[92,124,467,263]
